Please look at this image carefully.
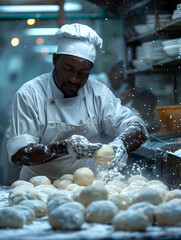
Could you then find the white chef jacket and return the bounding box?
[7,72,147,181]
[89,72,129,98]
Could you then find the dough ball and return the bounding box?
[29,175,51,186]
[53,180,61,188]
[14,205,36,224]
[108,194,132,210]
[127,201,156,222]
[35,184,56,194]
[93,144,114,167]
[62,201,85,213]
[9,189,45,205]
[76,185,108,207]
[11,180,34,189]
[91,179,106,187]
[112,210,149,231]
[148,185,168,198]
[105,184,123,195]
[48,202,85,230]
[127,175,148,185]
[129,180,148,190]
[58,179,73,189]
[9,190,27,205]
[60,174,73,181]
[47,196,73,215]
[73,168,94,186]
[19,200,47,218]
[121,188,140,201]
[9,185,34,195]
[107,180,127,190]
[148,180,169,191]
[66,183,80,191]
[71,186,85,195]
[0,207,25,228]
[155,199,181,226]
[86,200,118,223]
[164,189,181,202]
[47,189,71,202]
[132,187,163,205]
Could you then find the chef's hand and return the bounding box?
[66,135,102,160]
[108,137,128,170]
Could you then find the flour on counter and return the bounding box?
[0,186,10,208]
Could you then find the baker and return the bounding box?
[7,23,148,181]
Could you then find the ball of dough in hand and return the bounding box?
[112,210,149,231]
[29,176,51,186]
[0,208,25,228]
[93,144,114,167]
[86,200,118,223]
[73,168,94,186]
[76,185,108,207]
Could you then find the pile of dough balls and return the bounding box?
[3,171,181,231]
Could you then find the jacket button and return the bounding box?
[50,99,55,104]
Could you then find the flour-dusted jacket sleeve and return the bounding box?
[7,88,40,162]
[92,81,148,138]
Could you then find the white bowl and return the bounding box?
[134,24,154,34]
[177,3,181,10]
[163,45,179,56]
[162,39,181,47]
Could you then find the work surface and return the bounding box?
[1,186,181,240]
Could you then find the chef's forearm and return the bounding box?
[120,122,147,153]
[12,141,68,166]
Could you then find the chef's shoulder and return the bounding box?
[16,73,50,98]
[87,78,112,96]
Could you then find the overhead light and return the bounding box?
[33,45,57,53]
[11,37,19,47]
[36,37,45,45]
[0,3,82,13]
[27,19,36,26]
[25,28,58,36]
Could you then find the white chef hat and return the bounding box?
[55,23,103,63]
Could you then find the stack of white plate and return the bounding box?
[132,40,168,68]
[146,14,171,26]
[134,24,154,35]
[162,38,181,57]
[172,3,181,20]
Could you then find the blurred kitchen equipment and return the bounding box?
[132,135,181,189]
[156,105,181,134]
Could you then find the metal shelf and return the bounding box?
[126,56,181,75]
[126,18,181,46]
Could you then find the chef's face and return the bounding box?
[53,54,93,98]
